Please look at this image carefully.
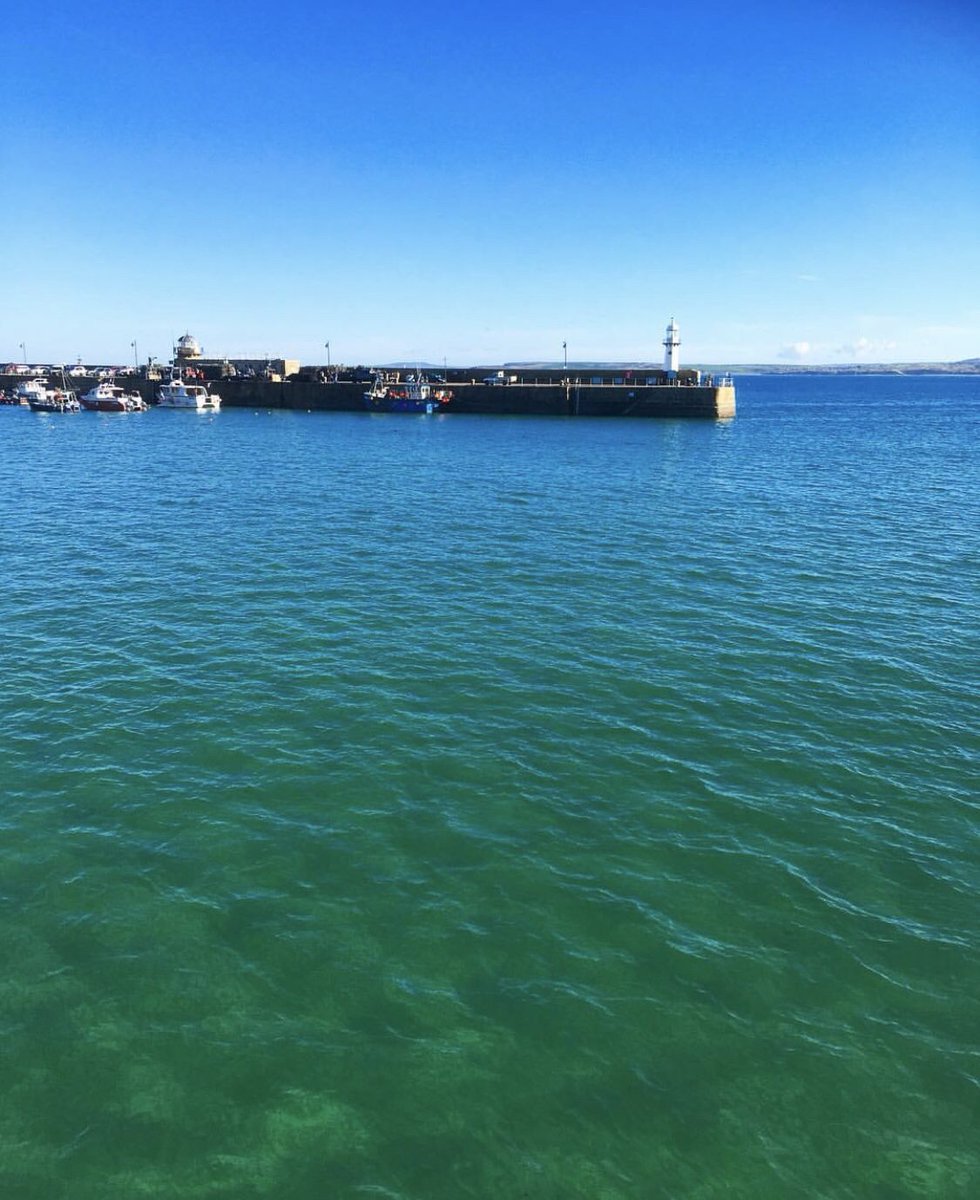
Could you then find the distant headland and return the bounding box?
[689,359,980,376]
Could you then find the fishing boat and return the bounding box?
[364,371,452,414]
[80,382,148,412]
[20,374,80,413]
[156,368,221,410]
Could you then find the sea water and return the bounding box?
[1,376,977,1199]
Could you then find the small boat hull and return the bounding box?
[80,384,147,412]
[81,397,127,412]
[157,396,221,410]
[28,397,80,413]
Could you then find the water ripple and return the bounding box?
[1,380,978,1198]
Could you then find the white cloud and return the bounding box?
[835,337,898,358]
[778,341,811,360]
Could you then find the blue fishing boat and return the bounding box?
[364,371,452,414]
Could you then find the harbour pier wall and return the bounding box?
[1,375,735,419]
[210,379,735,418]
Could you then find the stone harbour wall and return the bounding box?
[1,375,735,419]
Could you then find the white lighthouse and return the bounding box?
[663,317,680,377]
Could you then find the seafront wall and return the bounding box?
[199,379,735,418]
[1,375,735,419]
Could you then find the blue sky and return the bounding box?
[3,0,978,366]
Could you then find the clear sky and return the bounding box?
[3,0,978,367]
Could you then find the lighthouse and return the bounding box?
[663,318,680,377]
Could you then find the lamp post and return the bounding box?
[131,340,138,372]
[325,342,331,369]
[563,341,567,371]
[19,342,26,364]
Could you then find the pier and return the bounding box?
[1,323,736,419]
[215,376,735,419]
[0,371,735,419]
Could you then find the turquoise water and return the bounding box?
[1,376,977,1199]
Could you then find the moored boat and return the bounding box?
[156,369,221,410]
[80,382,148,412]
[15,378,53,405]
[20,375,80,413]
[364,371,452,414]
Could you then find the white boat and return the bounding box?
[156,370,221,410]
[19,375,80,413]
[80,382,148,412]
[15,378,53,405]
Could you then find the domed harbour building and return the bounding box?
[175,333,203,361]
[167,331,299,382]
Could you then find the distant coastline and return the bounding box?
[5,357,978,379]
[695,360,980,376]
[501,359,980,376]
